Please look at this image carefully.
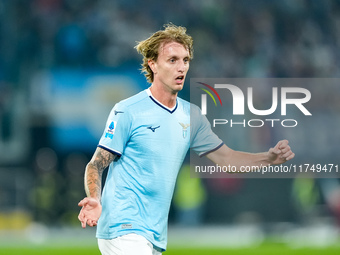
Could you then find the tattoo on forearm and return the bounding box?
[85,148,114,199]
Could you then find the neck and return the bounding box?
[149,84,178,108]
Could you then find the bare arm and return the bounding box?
[78,147,115,228]
[206,140,295,171]
[84,147,116,200]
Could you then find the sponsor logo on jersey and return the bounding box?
[114,110,124,115]
[147,126,160,132]
[105,121,116,139]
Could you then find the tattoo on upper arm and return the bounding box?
[92,148,115,173]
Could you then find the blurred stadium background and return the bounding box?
[1,0,340,254]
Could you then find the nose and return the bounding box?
[178,60,187,73]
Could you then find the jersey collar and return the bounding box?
[146,88,178,114]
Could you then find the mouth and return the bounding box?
[175,75,184,83]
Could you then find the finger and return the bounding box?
[285,152,295,161]
[81,219,87,228]
[78,212,87,228]
[87,219,95,227]
[80,214,87,228]
[280,145,291,154]
[269,147,281,155]
[78,197,90,207]
[278,140,289,149]
[78,199,86,207]
[274,140,283,149]
[279,152,293,161]
[281,150,293,159]
[78,211,84,222]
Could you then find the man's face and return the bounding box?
[149,41,190,94]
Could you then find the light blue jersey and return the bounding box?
[96,89,223,251]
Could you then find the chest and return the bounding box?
[127,111,190,155]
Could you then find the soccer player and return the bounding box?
[78,24,295,255]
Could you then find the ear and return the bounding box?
[148,59,157,74]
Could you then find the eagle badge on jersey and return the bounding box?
[105,121,117,139]
[179,122,190,138]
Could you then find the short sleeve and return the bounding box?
[190,104,223,157]
[98,103,132,156]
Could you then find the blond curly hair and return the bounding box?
[135,23,194,83]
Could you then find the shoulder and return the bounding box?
[106,90,149,121]
[114,90,149,111]
[118,90,148,107]
[177,96,190,107]
[177,97,202,115]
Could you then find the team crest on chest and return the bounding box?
[179,122,190,138]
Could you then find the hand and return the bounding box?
[78,197,102,228]
[267,140,295,165]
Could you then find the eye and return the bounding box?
[184,58,189,64]
[169,58,175,63]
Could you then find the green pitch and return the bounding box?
[2,244,340,255]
